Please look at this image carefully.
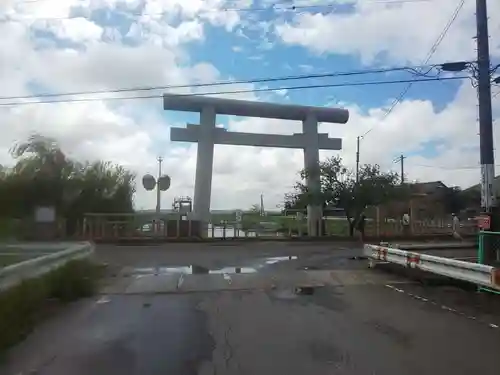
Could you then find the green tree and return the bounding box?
[289,156,405,236]
[282,183,308,214]
[440,186,466,214]
[0,134,136,235]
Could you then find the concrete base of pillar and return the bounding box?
[307,205,323,237]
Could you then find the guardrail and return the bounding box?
[0,242,94,291]
[364,244,500,291]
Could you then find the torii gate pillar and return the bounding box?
[193,106,216,227]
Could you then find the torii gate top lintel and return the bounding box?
[163,93,349,124]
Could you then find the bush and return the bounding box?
[0,259,104,354]
[45,260,103,302]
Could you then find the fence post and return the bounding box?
[376,207,380,237]
[101,219,105,239]
[478,232,485,264]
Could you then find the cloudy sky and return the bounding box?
[1,0,500,211]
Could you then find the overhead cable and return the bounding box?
[0,63,451,101]
[361,0,466,138]
[0,76,468,107]
[3,0,433,22]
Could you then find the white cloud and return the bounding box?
[275,0,500,65]
[138,0,248,31]
[39,17,104,43]
[128,18,204,47]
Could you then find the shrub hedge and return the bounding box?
[0,259,104,354]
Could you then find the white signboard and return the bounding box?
[35,206,56,223]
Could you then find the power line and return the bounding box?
[382,0,465,117]
[360,0,465,138]
[0,76,468,107]
[12,0,433,6]
[4,0,434,22]
[0,63,445,101]
[412,163,500,170]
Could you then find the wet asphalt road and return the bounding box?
[2,242,500,375]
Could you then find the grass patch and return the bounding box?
[0,259,105,355]
[0,254,24,267]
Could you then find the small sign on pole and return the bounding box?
[477,214,491,230]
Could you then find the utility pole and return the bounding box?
[476,0,495,213]
[400,155,406,184]
[476,0,498,262]
[395,154,406,184]
[156,156,163,215]
[356,136,360,183]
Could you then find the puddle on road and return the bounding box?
[130,256,298,277]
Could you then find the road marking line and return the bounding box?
[96,296,110,304]
[384,284,499,330]
[177,274,184,289]
[441,305,456,312]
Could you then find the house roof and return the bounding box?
[410,181,447,194]
[463,175,500,196]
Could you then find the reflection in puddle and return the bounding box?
[131,256,297,277]
[132,265,257,275]
[265,256,298,265]
[209,267,257,274]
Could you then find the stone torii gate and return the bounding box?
[164,94,349,237]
